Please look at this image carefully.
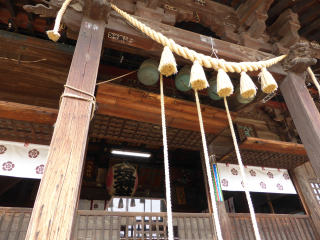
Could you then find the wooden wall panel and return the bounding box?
[291,162,320,238]
[228,213,319,240]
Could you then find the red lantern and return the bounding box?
[106,163,138,196]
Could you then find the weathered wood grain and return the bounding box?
[96,83,236,135]
[291,164,320,238]
[240,137,307,156]
[0,101,58,125]
[280,71,320,179]
[228,213,319,240]
[25,17,105,240]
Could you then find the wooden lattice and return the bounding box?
[0,118,52,145]
[219,148,309,169]
[90,114,216,150]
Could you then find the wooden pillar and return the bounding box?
[25,15,106,239]
[200,146,233,240]
[280,42,320,179]
[200,151,213,214]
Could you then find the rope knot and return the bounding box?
[60,85,96,120]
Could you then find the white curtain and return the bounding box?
[217,163,296,194]
[0,140,49,179]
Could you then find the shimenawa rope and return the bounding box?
[224,96,261,240]
[160,74,174,240]
[110,4,286,73]
[45,2,286,73]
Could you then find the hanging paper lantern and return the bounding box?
[138,59,160,86]
[106,163,139,196]
[175,66,192,91]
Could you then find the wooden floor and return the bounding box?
[0,207,319,239]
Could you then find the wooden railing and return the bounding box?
[228,213,319,240]
[73,211,215,240]
[1,207,319,240]
[0,207,32,240]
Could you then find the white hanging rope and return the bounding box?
[195,91,223,240]
[160,74,174,240]
[307,67,320,97]
[224,96,261,240]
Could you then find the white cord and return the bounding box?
[195,91,224,240]
[160,75,174,240]
[224,96,261,240]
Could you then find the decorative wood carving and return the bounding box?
[23,4,57,18]
[238,32,265,50]
[216,23,238,44]
[237,0,273,40]
[269,8,301,48]
[282,42,317,73]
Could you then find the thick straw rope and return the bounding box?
[224,96,261,240]
[111,4,286,73]
[195,91,223,240]
[160,75,174,240]
[307,67,320,95]
[47,0,73,41]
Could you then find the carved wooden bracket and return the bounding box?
[282,42,317,73]
[269,9,301,49]
[24,0,110,33]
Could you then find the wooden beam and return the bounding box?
[267,0,291,19]
[4,0,16,18]
[0,176,22,196]
[299,4,320,26]
[25,16,105,240]
[0,101,58,125]
[299,18,320,37]
[26,0,34,22]
[239,137,307,155]
[96,83,236,135]
[67,12,284,79]
[280,71,320,179]
[27,22,35,37]
[291,0,317,14]
[146,0,160,10]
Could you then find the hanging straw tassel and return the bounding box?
[240,71,257,99]
[259,67,278,93]
[46,0,73,41]
[217,69,234,97]
[158,46,177,77]
[190,60,209,91]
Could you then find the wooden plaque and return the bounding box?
[235,122,258,141]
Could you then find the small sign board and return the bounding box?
[235,122,258,141]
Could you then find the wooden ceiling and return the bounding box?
[91,114,217,151]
